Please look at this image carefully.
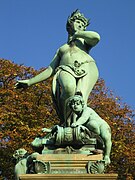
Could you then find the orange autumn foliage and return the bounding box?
[0,59,135,179]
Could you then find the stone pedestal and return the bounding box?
[19,174,118,180]
[36,154,103,174]
[17,151,118,180]
[19,154,118,180]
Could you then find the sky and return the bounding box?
[0,0,135,109]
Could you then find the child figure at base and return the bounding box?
[68,95,112,165]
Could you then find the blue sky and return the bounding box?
[0,0,135,109]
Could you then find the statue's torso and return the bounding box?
[59,40,95,67]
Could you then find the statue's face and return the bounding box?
[72,19,85,32]
[71,99,83,113]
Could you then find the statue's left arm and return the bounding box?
[71,107,90,127]
[73,31,100,48]
[15,50,60,88]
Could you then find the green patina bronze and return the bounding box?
[15,9,100,124]
[14,10,112,178]
[68,94,112,165]
[13,149,40,179]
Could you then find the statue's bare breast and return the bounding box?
[59,42,94,66]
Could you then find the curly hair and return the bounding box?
[66,9,90,34]
[68,94,85,109]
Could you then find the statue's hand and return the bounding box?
[104,155,111,166]
[71,123,77,128]
[42,128,52,133]
[15,80,29,89]
[72,31,82,41]
[69,31,80,43]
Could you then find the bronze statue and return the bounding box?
[14,10,112,176]
[15,10,100,125]
[68,94,112,165]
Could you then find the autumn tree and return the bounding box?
[88,80,135,179]
[0,59,135,179]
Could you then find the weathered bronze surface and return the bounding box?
[13,10,114,179]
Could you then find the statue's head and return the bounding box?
[66,9,90,34]
[13,148,28,161]
[68,94,85,113]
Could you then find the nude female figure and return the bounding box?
[15,10,100,125]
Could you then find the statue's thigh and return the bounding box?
[58,71,76,91]
[77,75,97,103]
[87,120,100,135]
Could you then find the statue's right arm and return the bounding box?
[15,50,60,89]
[76,107,90,126]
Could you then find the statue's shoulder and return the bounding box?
[59,43,70,54]
[82,106,91,115]
[85,107,96,115]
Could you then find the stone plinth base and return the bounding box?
[36,154,103,174]
[37,153,103,161]
[19,174,118,180]
[18,154,118,179]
